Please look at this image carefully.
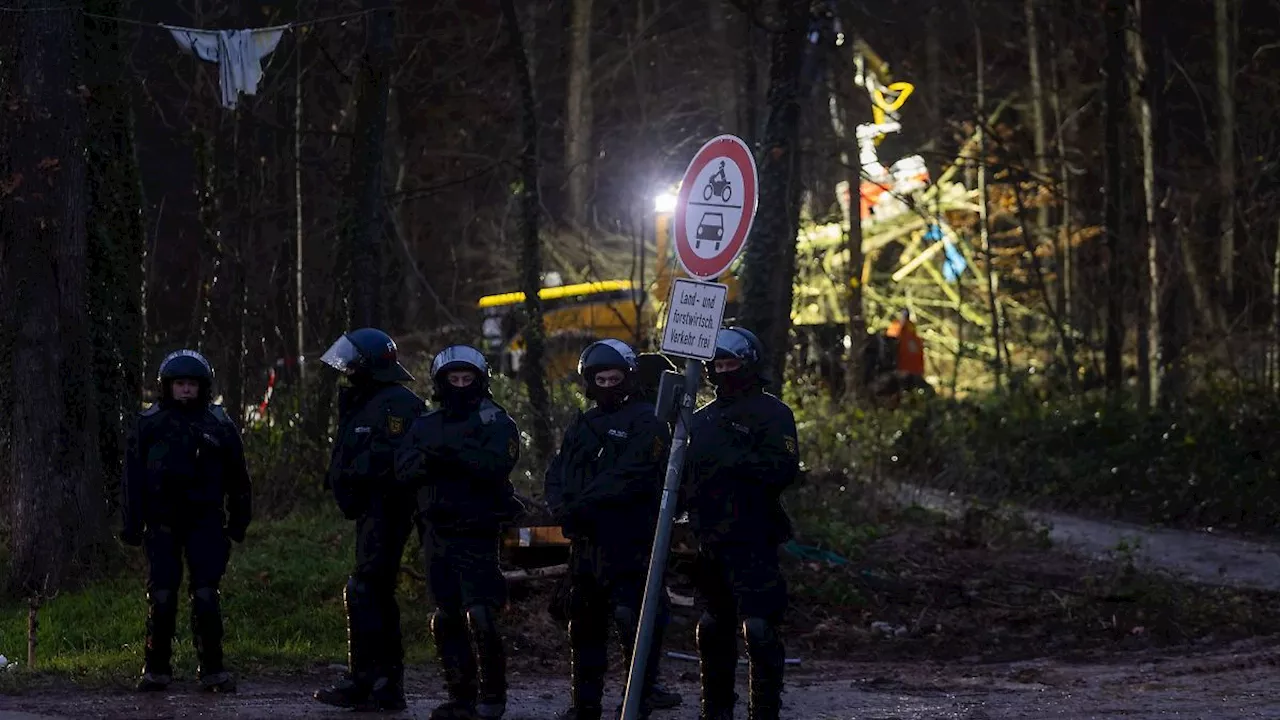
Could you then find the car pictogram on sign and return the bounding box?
[695,212,725,250]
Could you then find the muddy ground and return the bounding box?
[8,492,1280,718]
[5,637,1280,719]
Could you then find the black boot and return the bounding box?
[613,606,683,718]
[742,618,784,720]
[561,615,607,720]
[465,605,508,719]
[138,588,177,692]
[191,587,236,692]
[431,609,479,719]
[360,675,408,713]
[316,577,379,709]
[696,613,737,720]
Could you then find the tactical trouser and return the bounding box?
[426,527,509,719]
[346,504,415,693]
[564,538,670,717]
[694,543,787,720]
[143,515,231,679]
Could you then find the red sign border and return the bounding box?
[673,135,758,280]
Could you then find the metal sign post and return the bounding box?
[621,134,759,720]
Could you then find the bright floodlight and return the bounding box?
[654,193,677,213]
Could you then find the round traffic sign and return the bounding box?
[672,135,759,280]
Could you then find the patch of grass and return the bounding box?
[0,511,439,688]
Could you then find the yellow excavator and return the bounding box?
[476,211,743,381]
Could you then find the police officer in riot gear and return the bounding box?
[314,328,426,712]
[395,345,522,720]
[121,349,252,693]
[545,339,680,720]
[682,327,799,720]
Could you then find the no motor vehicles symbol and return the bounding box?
[673,135,759,280]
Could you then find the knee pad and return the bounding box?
[464,604,498,637]
[345,575,379,610]
[191,587,220,615]
[430,608,461,633]
[696,612,730,643]
[148,589,176,612]
[613,605,638,635]
[742,617,780,651]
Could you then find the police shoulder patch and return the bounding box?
[652,436,665,461]
[507,436,519,460]
[478,399,502,425]
[783,435,798,456]
[388,415,406,436]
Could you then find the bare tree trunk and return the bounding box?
[345,0,395,329]
[1102,0,1126,399]
[1024,0,1050,241]
[4,0,104,595]
[1126,0,1153,408]
[564,0,594,228]
[294,27,306,382]
[741,5,758,146]
[974,14,1003,390]
[1272,220,1280,392]
[85,0,146,522]
[708,0,738,134]
[1215,0,1236,305]
[1046,9,1074,345]
[738,0,812,386]
[1130,0,1183,409]
[501,0,554,466]
[829,43,865,403]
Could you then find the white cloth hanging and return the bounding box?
[165,24,289,110]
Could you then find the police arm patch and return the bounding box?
[388,415,406,436]
[508,437,519,460]
[783,435,798,456]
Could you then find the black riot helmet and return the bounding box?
[320,328,414,384]
[634,352,676,405]
[157,349,215,404]
[706,326,765,392]
[430,344,491,407]
[578,339,638,408]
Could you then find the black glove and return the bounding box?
[225,525,247,543]
[120,527,143,547]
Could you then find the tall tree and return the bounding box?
[739,0,813,385]
[1130,0,1184,408]
[3,0,104,595]
[1214,0,1237,305]
[85,0,146,523]
[1102,0,1127,398]
[564,0,594,228]
[1023,0,1050,242]
[344,0,395,328]
[973,2,1003,390]
[502,0,554,467]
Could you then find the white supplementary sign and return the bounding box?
[660,278,728,361]
[672,135,759,280]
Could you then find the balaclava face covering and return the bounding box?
[435,371,486,414]
[710,364,757,397]
[585,370,628,411]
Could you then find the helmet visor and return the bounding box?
[320,335,361,375]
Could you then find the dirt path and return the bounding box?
[888,482,1280,593]
[5,637,1280,719]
